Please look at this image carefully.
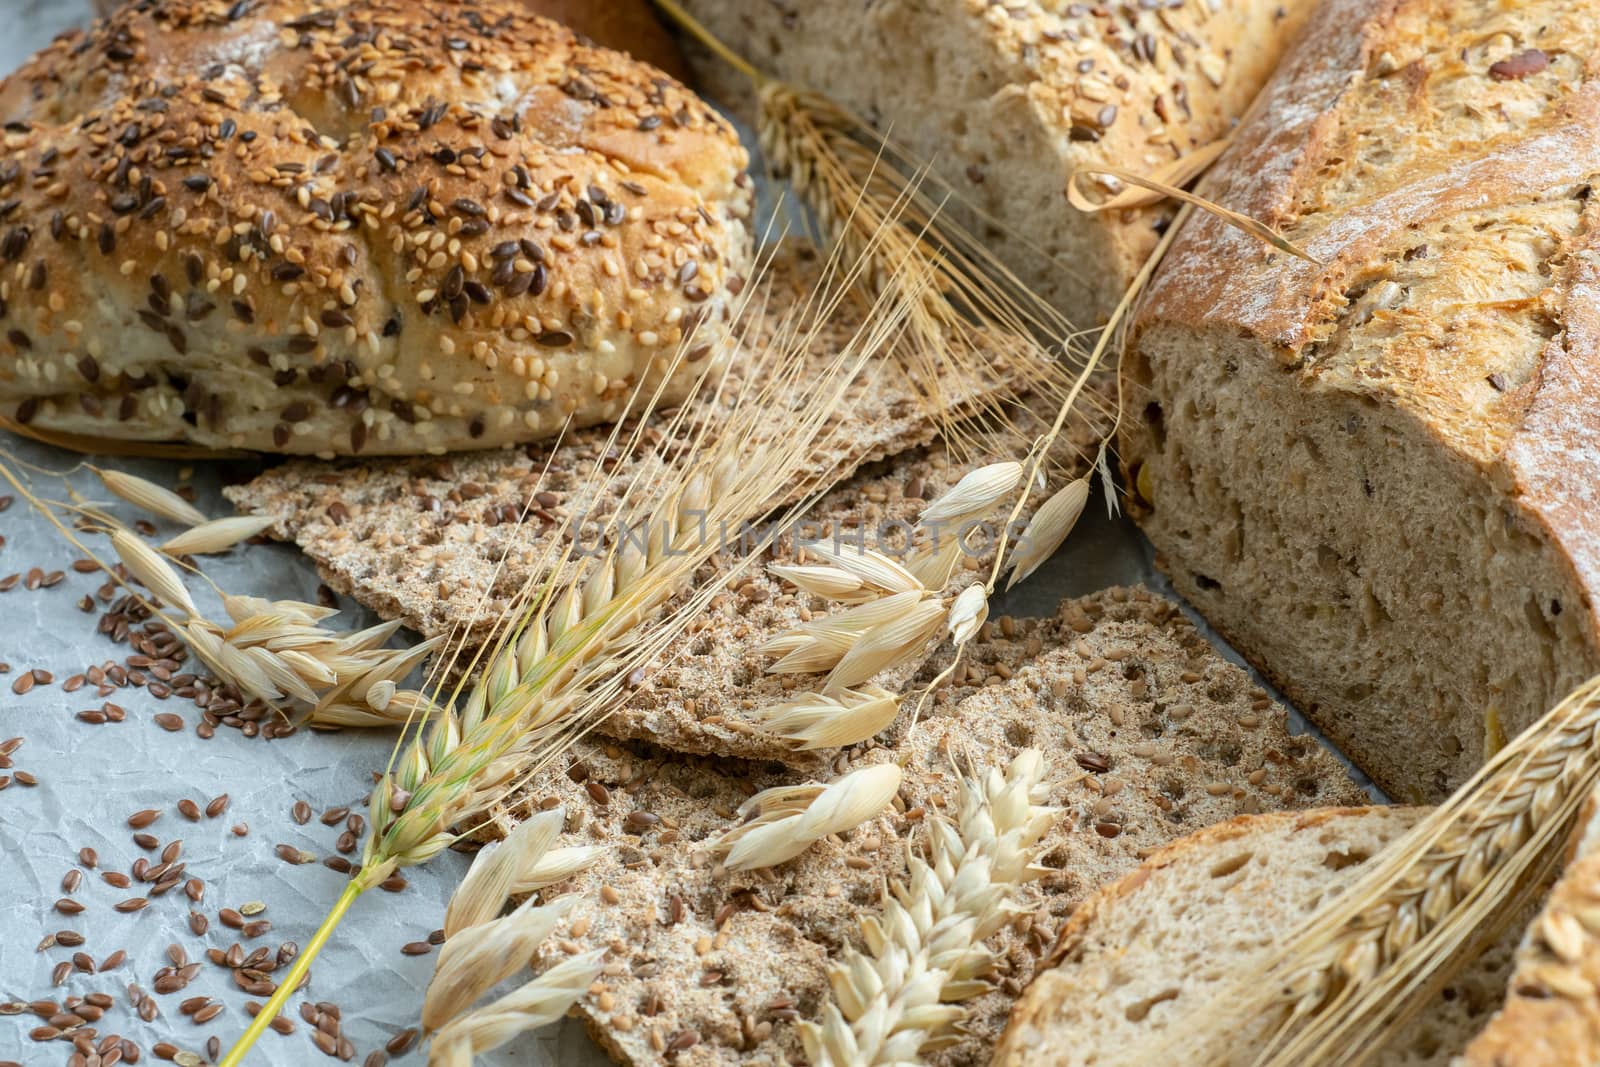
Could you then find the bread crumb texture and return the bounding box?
[504,587,1364,1066]
[0,0,754,453]
[1123,0,1600,799]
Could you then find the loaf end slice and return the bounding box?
[993,807,1521,1067]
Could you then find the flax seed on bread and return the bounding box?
[993,807,1524,1067]
[0,0,751,454]
[511,587,1363,1066]
[227,242,1114,764]
[674,0,1318,322]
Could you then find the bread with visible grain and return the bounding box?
[993,807,1522,1067]
[1120,0,1600,800]
[673,0,1316,323]
[0,0,751,454]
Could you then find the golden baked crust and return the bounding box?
[0,0,752,454]
[1122,0,1600,798]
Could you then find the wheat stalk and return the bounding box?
[1136,674,1600,1067]
[216,220,929,1064]
[652,0,1114,482]
[799,749,1058,1065]
[419,810,602,1065]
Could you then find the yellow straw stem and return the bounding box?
[217,876,370,1066]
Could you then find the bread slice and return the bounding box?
[510,587,1365,1066]
[1119,0,1600,800]
[994,808,1521,1067]
[673,0,1317,322]
[1459,784,1600,1066]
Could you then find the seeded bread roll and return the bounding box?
[0,0,751,455]
[994,808,1523,1067]
[673,0,1315,322]
[1121,0,1600,800]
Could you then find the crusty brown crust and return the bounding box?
[0,0,751,454]
[91,0,693,77]
[1132,0,1600,631]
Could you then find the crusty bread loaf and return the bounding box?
[993,807,1522,1067]
[673,0,1316,322]
[0,0,751,454]
[517,588,1364,1066]
[1459,784,1600,1066]
[1120,0,1600,800]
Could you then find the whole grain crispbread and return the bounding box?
[506,587,1366,1066]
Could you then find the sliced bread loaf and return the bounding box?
[994,807,1522,1067]
[1459,785,1600,1066]
[511,587,1364,1065]
[673,0,1318,322]
[1120,0,1600,800]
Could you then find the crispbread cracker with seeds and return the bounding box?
[224,242,1098,640]
[510,587,1366,1066]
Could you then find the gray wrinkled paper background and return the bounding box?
[0,3,1367,1065]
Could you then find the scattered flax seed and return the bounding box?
[292,800,313,825]
[401,941,432,956]
[177,798,201,821]
[114,897,150,913]
[154,713,185,732]
[274,844,313,865]
[240,901,267,916]
[128,808,161,829]
[206,794,230,818]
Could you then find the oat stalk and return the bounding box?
[713,763,904,871]
[0,461,440,729]
[799,749,1058,1065]
[421,810,602,1063]
[1148,674,1600,1067]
